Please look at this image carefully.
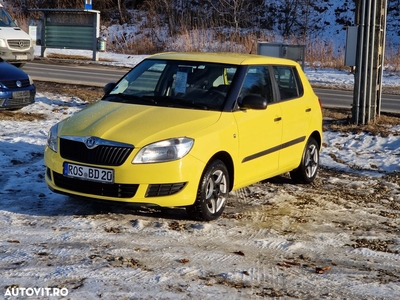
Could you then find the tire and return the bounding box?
[12,63,25,68]
[186,160,229,221]
[290,137,319,184]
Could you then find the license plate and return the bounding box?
[12,91,30,98]
[15,55,28,60]
[63,162,114,183]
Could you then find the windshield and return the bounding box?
[0,8,17,27]
[104,59,238,111]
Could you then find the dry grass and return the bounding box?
[0,82,103,121]
[323,107,400,137]
[106,31,160,55]
[45,53,115,62]
[385,43,400,73]
[35,81,104,103]
[323,107,351,120]
[0,110,46,121]
[102,29,399,72]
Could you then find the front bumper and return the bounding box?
[0,46,34,63]
[44,146,205,207]
[0,87,35,109]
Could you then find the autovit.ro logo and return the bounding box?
[4,287,69,297]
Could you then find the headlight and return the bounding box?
[47,124,59,152]
[0,39,6,47]
[133,137,194,164]
[28,75,34,85]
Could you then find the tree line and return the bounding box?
[5,0,400,48]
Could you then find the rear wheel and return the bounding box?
[186,160,229,221]
[290,137,319,184]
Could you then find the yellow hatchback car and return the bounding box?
[44,52,322,221]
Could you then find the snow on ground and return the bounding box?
[0,50,399,299]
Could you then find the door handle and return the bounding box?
[274,117,282,122]
[305,108,312,112]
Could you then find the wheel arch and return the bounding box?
[206,151,234,192]
[310,130,322,150]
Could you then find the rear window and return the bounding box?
[272,66,303,101]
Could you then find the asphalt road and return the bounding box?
[23,61,399,113]
[23,61,128,87]
[315,88,400,114]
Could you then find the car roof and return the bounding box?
[147,52,298,66]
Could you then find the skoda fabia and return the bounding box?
[44,52,323,221]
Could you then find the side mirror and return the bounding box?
[240,94,267,110]
[104,82,116,95]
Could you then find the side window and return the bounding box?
[239,66,274,103]
[272,66,303,101]
[0,8,16,27]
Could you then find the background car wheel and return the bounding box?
[12,63,25,68]
[290,137,319,184]
[186,160,229,221]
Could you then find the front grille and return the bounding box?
[146,183,187,197]
[53,171,139,198]
[7,39,31,50]
[5,96,34,106]
[1,79,31,88]
[60,138,133,166]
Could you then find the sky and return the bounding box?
[0,49,398,299]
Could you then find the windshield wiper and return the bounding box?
[104,94,209,109]
[103,93,156,104]
[151,96,209,110]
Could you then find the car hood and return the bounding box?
[0,27,31,39]
[58,101,222,147]
[0,60,29,81]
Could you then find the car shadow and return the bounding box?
[64,196,191,220]
[0,189,192,220]
[261,174,295,184]
[262,171,329,185]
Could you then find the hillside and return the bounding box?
[101,0,400,59]
[4,0,400,60]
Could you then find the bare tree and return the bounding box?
[117,0,127,24]
[207,0,253,34]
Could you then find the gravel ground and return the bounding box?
[0,83,399,299]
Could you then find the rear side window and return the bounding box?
[272,66,303,101]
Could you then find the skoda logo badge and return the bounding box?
[16,80,22,88]
[85,137,97,149]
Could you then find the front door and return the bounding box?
[233,66,283,188]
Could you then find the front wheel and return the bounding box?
[290,137,320,184]
[186,160,229,221]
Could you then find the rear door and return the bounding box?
[272,65,311,170]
